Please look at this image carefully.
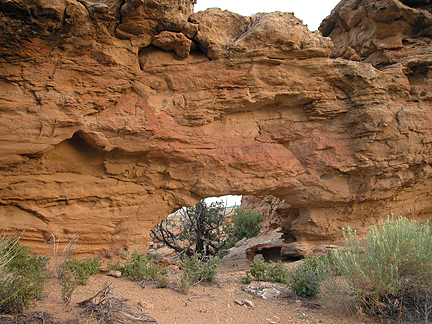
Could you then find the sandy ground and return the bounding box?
[17,266,378,324]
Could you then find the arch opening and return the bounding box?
[255,248,304,263]
[148,195,243,257]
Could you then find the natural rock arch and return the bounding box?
[1,0,432,256]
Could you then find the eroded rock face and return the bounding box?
[320,0,432,67]
[1,0,432,256]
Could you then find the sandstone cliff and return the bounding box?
[1,0,432,256]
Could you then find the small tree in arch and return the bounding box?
[224,207,262,249]
[151,199,232,256]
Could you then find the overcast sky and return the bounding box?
[194,0,341,31]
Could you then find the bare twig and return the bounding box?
[50,233,78,279]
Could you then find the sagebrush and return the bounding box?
[0,235,50,313]
[330,216,432,322]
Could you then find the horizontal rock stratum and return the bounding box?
[1,0,432,256]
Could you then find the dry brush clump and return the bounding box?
[77,284,158,324]
[0,311,66,324]
[329,217,432,322]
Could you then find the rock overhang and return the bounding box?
[1,0,432,256]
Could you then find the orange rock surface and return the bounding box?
[1,0,432,256]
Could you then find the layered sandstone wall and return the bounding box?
[1,0,432,256]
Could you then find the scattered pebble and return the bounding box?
[234,299,254,307]
[266,315,281,324]
[138,301,155,310]
[106,270,122,278]
[243,299,254,308]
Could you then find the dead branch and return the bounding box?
[77,284,158,324]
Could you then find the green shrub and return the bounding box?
[146,253,161,261]
[64,257,101,285]
[0,236,50,313]
[289,257,330,298]
[243,259,289,284]
[107,260,123,272]
[59,256,101,305]
[180,254,220,293]
[60,269,77,306]
[330,216,432,321]
[224,207,262,249]
[110,251,168,288]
